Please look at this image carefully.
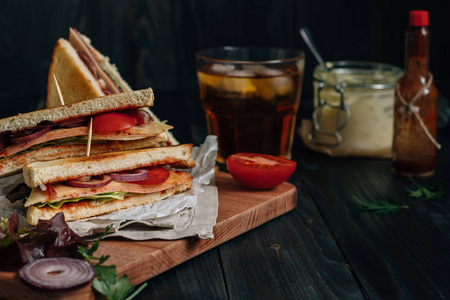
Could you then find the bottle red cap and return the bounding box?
[409,10,429,27]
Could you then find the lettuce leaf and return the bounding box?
[0,216,14,247]
[35,191,128,209]
[101,66,124,90]
[0,211,87,271]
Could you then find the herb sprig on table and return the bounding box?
[77,226,147,300]
[406,175,444,200]
[353,196,409,214]
[353,174,445,214]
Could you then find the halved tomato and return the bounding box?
[92,112,136,133]
[227,153,296,189]
[134,167,170,186]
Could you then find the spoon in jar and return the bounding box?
[299,27,329,71]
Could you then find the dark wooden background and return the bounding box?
[0,0,449,145]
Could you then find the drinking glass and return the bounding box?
[196,47,305,164]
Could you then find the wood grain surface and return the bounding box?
[0,171,297,300]
[294,130,450,299]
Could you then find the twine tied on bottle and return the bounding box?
[394,72,441,149]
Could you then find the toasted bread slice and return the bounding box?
[23,144,194,188]
[0,133,169,178]
[46,29,179,145]
[0,88,154,133]
[26,173,192,225]
[47,38,105,108]
[47,36,132,109]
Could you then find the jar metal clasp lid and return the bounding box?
[308,81,350,147]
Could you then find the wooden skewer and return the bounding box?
[86,118,93,156]
[53,74,65,106]
[53,74,93,157]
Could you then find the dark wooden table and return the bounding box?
[133,103,450,299]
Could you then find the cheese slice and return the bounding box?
[1,121,173,158]
[25,170,191,207]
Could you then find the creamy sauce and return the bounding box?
[312,62,402,153]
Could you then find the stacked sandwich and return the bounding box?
[23,144,194,225]
[0,88,170,177]
[47,28,178,145]
[1,88,195,225]
[47,28,133,107]
[1,29,196,225]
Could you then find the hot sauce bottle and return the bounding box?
[391,10,440,177]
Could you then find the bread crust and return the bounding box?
[47,38,105,108]
[46,36,133,109]
[0,134,169,178]
[26,179,192,225]
[45,33,178,145]
[0,88,154,133]
[23,144,194,187]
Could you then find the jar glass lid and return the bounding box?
[313,61,403,90]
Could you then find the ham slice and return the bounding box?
[25,170,191,206]
[69,28,120,94]
[0,121,173,158]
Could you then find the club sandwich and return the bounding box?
[22,144,195,225]
[47,27,178,144]
[0,88,173,177]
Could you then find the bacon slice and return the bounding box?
[25,170,191,206]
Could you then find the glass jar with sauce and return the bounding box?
[309,61,403,157]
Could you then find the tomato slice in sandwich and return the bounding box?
[134,167,170,186]
[92,112,136,132]
[227,153,296,189]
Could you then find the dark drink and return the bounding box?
[197,63,303,163]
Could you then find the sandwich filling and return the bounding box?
[25,167,192,209]
[69,28,122,95]
[0,109,172,160]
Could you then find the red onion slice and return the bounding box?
[76,175,92,182]
[102,88,113,95]
[65,174,112,188]
[10,121,57,145]
[123,110,153,125]
[135,110,152,125]
[110,169,150,182]
[57,116,90,128]
[19,257,95,290]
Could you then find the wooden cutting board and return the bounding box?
[0,171,297,300]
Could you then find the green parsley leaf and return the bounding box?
[124,283,148,300]
[406,174,444,200]
[95,264,118,284]
[113,275,135,300]
[92,268,142,300]
[77,225,146,300]
[353,196,409,214]
[78,225,112,262]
